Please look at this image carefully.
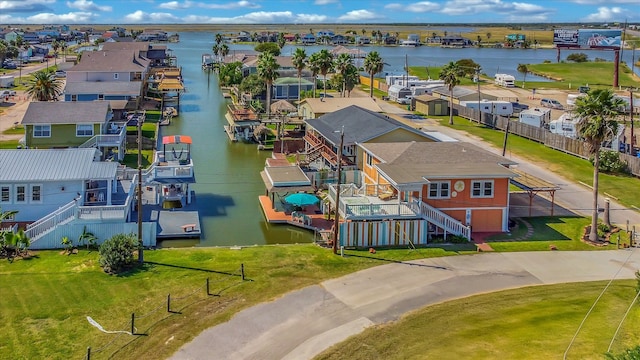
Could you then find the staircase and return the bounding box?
[414,201,471,240]
[26,200,78,244]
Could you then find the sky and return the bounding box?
[0,0,639,25]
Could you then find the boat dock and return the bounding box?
[152,209,202,239]
[258,195,333,232]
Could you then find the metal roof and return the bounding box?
[0,148,117,182]
[21,101,110,125]
[64,81,142,95]
[304,105,437,146]
[68,50,150,72]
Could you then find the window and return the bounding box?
[1,186,10,203]
[15,185,26,203]
[33,125,51,137]
[31,185,42,202]
[428,182,450,199]
[471,180,494,198]
[71,94,77,101]
[76,124,94,137]
[366,153,373,167]
[98,94,104,100]
[113,73,119,80]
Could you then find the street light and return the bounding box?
[332,126,345,255]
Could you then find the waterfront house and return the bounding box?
[66,49,150,83]
[298,97,382,119]
[20,101,126,161]
[441,36,473,47]
[63,81,141,118]
[326,141,517,248]
[1,30,19,43]
[301,105,440,170]
[0,148,120,222]
[301,33,316,45]
[101,42,171,67]
[273,77,314,100]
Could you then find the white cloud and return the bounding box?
[570,0,639,4]
[385,2,439,13]
[314,0,339,4]
[582,6,625,22]
[439,0,552,21]
[66,0,112,12]
[159,0,260,10]
[338,9,381,21]
[0,0,55,12]
[294,13,329,23]
[124,10,181,23]
[28,11,97,23]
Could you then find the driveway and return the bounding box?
[171,250,640,360]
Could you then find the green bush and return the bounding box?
[567,53,588,63]
[98,233,138,274]
[591,150,629,174]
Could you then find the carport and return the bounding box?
[510,168,560,216]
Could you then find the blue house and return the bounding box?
[301,33,316,44]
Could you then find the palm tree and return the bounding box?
[363,51,384,98]
[334,53,353,97]
[26,70,62,101]
[212,44,220,62]
[439,61,464,125]
[517,64,528,88]
[61,41,68,62]
[220,43,229,60]
[256,52,280,117]
[314,49,333,98]
[307,52,320,98]
[51,40,60,66]
[215,33,224,45]
[573,89,625,242]
[343,64,360,97]
[291,48,307,102]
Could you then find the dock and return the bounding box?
[258,195,333,232]
[153,209,202,239]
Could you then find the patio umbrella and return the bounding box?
[284,193,319,207]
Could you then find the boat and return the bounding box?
[150,135,196,209]
[400,40,420,47]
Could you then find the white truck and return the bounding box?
[519,108,551,128]
[494,73,515,88]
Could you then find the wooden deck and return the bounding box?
[259,195,333,232]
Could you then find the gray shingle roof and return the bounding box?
[305,105,437,145]
[0,149,117,182]
[64,81,142,95]
[69,50,150,72]
[362,142,517,185]
[21,101,110,125]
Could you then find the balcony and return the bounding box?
[328,183,419,220]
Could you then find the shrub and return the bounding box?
[98,233,138,274]
[567,53,588,63]
[591,150,629,174]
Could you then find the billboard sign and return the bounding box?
[578,29,621,48]
[553,29,578,46]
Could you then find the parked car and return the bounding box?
[2,62,17,69]
[511,102,530,114]
[540,98,564,110]
[0,89,16,97]
[54,70,66,78]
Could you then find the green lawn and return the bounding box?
[0,245,473,360]
[2,125,25,135]
[434,116,640,209]
[410,66,482,86]
[0,140,21,149]
[524,62,637,89]
[122,149,154,169]
[315,281,640,360]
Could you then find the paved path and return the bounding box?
[171,250,640,360]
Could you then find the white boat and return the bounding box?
[400,40,420,47]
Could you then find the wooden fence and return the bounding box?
[453,104,640,175]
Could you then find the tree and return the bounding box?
[342,64,360,97]
[486,32,492,40]
[313,49,333,98]
[439,61,464,125]
[292,48,307,102]
[567,53,588,62]
[334,53,353,97]
[363,51,384,98]
[0,40,7,65]
[277,32,286,49]
[455,59,480,78]
[517,64,528,88]
[239,73,266,100]
[77,226,97,250]
[307,52,321,98]
[605,345,640,360]
[98,233,138,274]
[214,33,223,45]
[574,89,625,242]
[51,40,60,65]
[254,42,280,56]
[256,52,280,116]
[212,43,220,62]
[220,43,229,60]
[26,70,63,101]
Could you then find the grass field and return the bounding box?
[432,116,640,209]
[524,62,638,89]
[315,281,640,360]
[0,245,475,360]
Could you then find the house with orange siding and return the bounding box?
[327,141,517,247]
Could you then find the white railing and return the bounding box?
[152,163,193,179]
[343,202,417,218]
[328,183,358,205]
[79,125,126,149]
[414,201,471,240]
[26,200,78,241]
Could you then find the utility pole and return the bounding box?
[137,114,144,264]
[631,88,636,157]
[332,127,344,255]
[476,66,481,124]
[502,118,510,157]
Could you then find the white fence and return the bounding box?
[339,219,429,248]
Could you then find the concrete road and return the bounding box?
[170,250,640,360]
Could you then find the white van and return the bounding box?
[540,98,564,110]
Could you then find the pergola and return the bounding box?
[510,168,560,216]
